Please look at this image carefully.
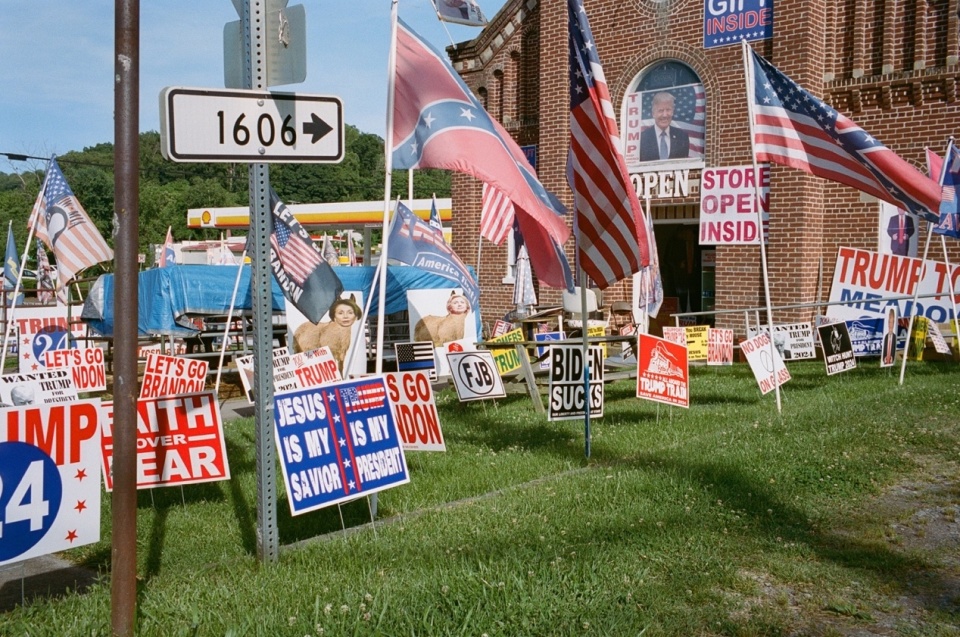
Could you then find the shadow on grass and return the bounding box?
[599,450,956,618]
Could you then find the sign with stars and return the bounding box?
[273,377,409,515]
[0,400,102,566]
[703,0,773,49]
[13,305,87,374]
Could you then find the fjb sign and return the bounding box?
[703,0,774,49]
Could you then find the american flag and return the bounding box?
[479,182,515,245]
[340,381,387,414]
[389,202,481,308]
[567,0,649,289]
[747,45,941,222]
[391,17,572,290]
[30,158,113,291]
[270,207,323,285]
[930,141,960,239]
[428,196,445,238]
[395,341,437,380]
[159,226,175,267]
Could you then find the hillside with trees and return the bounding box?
[0,125,451,273]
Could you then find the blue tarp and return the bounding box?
[82,264,481,337]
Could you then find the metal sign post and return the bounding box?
[241,0,279,564]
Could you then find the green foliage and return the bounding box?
[0,125,450,259]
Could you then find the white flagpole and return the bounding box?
[376,0,400,375]
[1,167,49,370]
[935,138,960,362]
[939,234,959,360]
[742,40,782,413]
[640,195,655,335]
[899,223,935,385]
[214,249,249,396]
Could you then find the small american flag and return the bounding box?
[395,341,437,381]
[747,44,940,221]
[567,0,648,288]
[31,157,113,292]
[270,217,322,285]
[479,182,515,246]
[931,141,960,239]
[341,382,386,414]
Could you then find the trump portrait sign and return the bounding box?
[274,378,409,515]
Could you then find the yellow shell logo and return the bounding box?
[201,210,213,227]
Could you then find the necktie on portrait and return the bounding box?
[898,214,904,242]
[659,132,668,160]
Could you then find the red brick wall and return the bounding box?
[449,0,960,337]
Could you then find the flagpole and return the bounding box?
[214,250,248,396]
[345,240,386,375]
[376,0,400,375]
[939,234,959,359]
[640,195,655,335]
[1,167,49,371]
[935,138,960,363]
[899,223,936,385]
[742,40,782,413]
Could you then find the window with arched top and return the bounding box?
[621,60,706,171]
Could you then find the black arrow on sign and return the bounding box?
[302,113,333,143]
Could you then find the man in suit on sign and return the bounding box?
[639,91,690,162]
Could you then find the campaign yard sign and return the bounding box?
[99,392,230,491]
[139,353,208,399]
[707,328,734,366]
[828,246,960,325]
[290,346,342,389]
[684,325,709,361]
[385,371,445,452]
[395,341,438,381]
[818,321,857,375]
[235,346,299,404]
[0,400,101,566]
[274,378,409,515]
[44,347,107,392]
[740,331,791,395]
[746,322,817,361]
[548,344,603,421]
[488,328,525,375]
[447,350,506,402]
[636,334,689,408]
[13,305,86,374]
[927,322,952,355]
[662,326,686,346]
[534,331,564,369]
[0,370,78,406]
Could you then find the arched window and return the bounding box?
[622,60,706,171]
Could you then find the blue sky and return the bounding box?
[0,0,507,162]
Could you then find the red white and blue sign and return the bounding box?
[0,400,102,566]
[274,377,409,515]
[703,0,773,49]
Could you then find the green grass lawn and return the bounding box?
[3,361,959,636]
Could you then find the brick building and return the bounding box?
[446,0,960,336]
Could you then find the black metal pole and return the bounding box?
[112,1,140,634]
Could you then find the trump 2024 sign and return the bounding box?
[274,378,409,515]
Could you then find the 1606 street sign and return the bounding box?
[159,86,343,163]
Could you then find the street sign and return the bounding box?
[224,3,307,88]
[159,86,343,163]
